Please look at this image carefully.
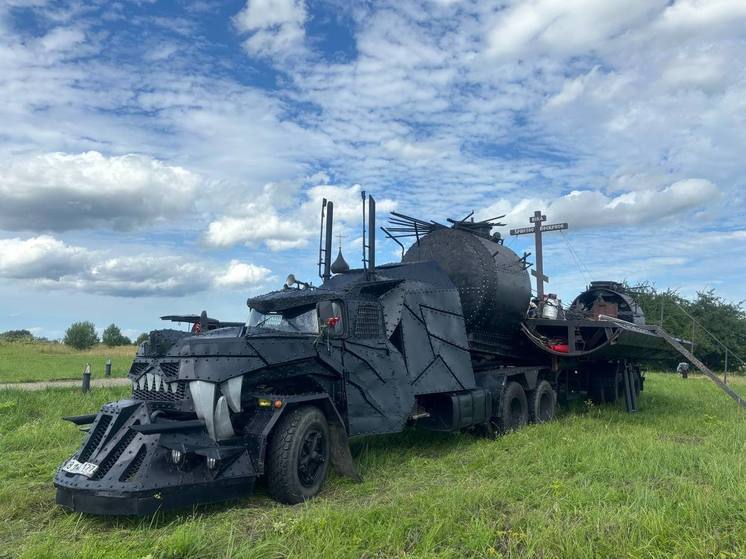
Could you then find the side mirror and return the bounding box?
[318,300,344,336]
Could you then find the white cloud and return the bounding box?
[383,138,438,161]
[215,260,273,288]
[478,179,720,230]
[0,236,271,297]
[658,0,746,31]
[39,27,85,53]
[0,235,92,279]
[486,0,667,59]
[205,180,396,250]
[0,152,201,231]
[234,0,307,58]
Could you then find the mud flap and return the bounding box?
[329,422,362,482]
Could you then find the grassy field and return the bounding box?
[0,373,744,559]
[0,342,136,383]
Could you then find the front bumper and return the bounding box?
[56,478,254,515]
[54,399,257,515]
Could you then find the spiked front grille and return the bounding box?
[133,380,186,402]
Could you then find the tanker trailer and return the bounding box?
[55,199,667,515]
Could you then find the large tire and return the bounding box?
[590,371,620,404]
[266,406,330,505]
[528,380,556,423]
[499,381,528,432]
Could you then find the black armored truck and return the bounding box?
[55,197,674,514]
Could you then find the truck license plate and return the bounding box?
[62,459,98,477]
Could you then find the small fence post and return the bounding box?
[82,363,91,392]
[105,358,112,377]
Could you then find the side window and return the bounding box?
[317,300,344,336]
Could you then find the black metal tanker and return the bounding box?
[55,197,676,515]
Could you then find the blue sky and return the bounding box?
[1,0,745,340]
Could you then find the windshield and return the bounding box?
[247,307,319,334]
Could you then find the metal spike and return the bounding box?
[145,372,155,391]
[138,376,146,390]
[189,381,216,440]
[221,375,243,413]
[214,396,235,440]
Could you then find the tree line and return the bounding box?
[628,285,746,371]
[0,323,149,350]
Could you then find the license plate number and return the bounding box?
[62,459,98,477]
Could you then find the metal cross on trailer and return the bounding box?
[510,210,568,299]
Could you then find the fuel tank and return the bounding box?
[401,228,531,340]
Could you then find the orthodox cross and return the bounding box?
[510,210,568,300]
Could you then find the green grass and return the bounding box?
[0,373,744,559]
[0,342,136,383]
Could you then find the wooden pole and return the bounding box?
[533,211,544,300]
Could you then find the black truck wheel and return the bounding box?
[499,381,528,432]
[266,405,330,505]
[528,380,556,423]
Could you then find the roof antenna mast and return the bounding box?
[361,190,376,278]
[318,198,334,281]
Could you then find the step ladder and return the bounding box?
[652,326,746,409]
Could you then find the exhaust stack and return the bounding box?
[368,195,375,274]
[318,199,334,281]
[361,191,376,277]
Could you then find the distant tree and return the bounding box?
[628,283,746,371]
[64,321,99,350]
[0,329,35,342]
[135,332,149,346]
[102,324,131,346]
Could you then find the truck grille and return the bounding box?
[158,360,180,378]
[133,380,186,402]
[129,361,150,377]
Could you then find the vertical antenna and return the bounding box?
[323,202,334,281]
[361,190,367,272]
[318,198,327,280]
[368,195,375,275]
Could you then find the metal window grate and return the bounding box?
[78,414,111,463]
[355,304,381,338]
